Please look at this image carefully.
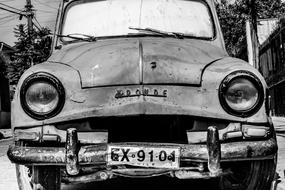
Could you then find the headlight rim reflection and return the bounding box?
[219,71,264,118]
[20,72,65,120]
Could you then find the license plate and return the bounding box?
[107,145,180,169]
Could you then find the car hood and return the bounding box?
[49,38,227,87]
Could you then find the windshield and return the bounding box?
[61,0,214,41]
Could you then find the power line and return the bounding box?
[0,15,17,25]
[34,0,58,10]
[0,13,15,20]
[33,17,42,28]
[0,0,55,36]
[32,20,41,30]
[0,0,16,2]
[0,2,23,13]
[0,6,26,16]
[36,9,55,14]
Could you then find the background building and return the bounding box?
[259,19,285,116]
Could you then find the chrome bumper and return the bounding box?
[7,127,277,180]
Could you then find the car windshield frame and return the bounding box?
[59,0,217,43]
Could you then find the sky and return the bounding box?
[0,0,60,46]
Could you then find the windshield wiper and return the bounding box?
[56,33,97,42]
[129,27,184,39]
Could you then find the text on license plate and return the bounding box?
[107,145,180,169]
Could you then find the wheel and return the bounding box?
[219,159,276,190]
[16,164,61,190]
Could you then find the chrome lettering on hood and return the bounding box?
[115,88,167,99]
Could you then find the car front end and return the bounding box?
[8,0,277,189]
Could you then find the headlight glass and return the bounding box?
[225,78,258,111]
[20,72,65,120]
[25,82,59,114]
[219,71,264,117]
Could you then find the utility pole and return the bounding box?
[250,0,257,32]
[25,0,34,66]
[246,0,259,69]
[251,0,259,69]
[25,0,34,38]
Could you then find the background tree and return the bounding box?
[216,0,285,59]
[5,24,52,85]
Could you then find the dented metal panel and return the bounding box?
[51,40,141,88]
[141,38,226,85]
[49,38,226,88]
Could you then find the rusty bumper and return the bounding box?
[7,127,277,180]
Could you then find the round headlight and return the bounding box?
[21,73,65,120]
[219,71,264,117]
[25,82,59,114]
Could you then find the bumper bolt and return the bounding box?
[99,171,108,180]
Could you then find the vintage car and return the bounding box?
[8,0,278,189]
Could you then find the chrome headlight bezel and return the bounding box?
[20,72,65,120]
[219,71,264,117]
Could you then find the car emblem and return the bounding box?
[115,88,167,99]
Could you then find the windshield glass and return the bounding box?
[61,0,214,40]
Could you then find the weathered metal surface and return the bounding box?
[12,71,269,128]
[243,125,270,138]
[14,125,108,144]
[8,138,277,165]
[65,128,79,175]
[62,170,112,184]
[11,55,270,127]
[55,40,141,88]
[7,2,265,127]
[187,123,271,143]
[7,146,66,164]
[62,167,229,183]
[113,168,175,178]
[78,144,108,164]
[10,0,269,129]
[173,169,231,179]
[187,122,242,143]
[141,38,225,85]
[49,38,226,88]
[207,126,221,176]
[14,130,40,141]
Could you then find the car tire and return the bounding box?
[219,159,276,190]
[16,165,61,190]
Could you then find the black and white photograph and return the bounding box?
[0,0,285,189]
